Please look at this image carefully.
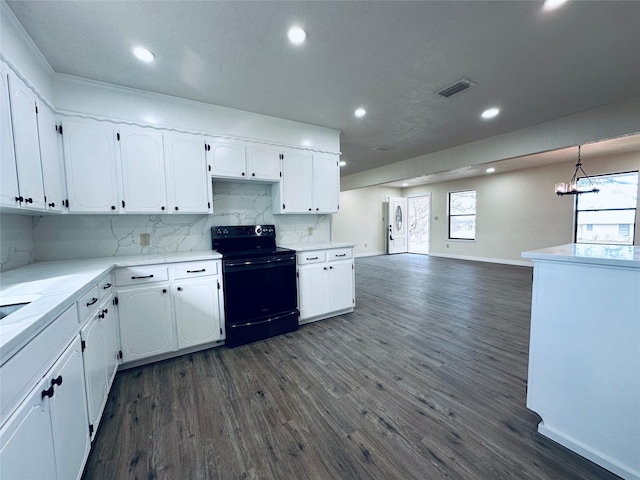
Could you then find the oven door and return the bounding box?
[223,254,297,325]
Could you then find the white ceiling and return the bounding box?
[6,0,640,179]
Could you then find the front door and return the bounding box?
[387,197,408,254]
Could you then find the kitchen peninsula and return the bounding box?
[522,243,640,480]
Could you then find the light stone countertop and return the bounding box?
[0,251,222,365]
[281,242,356,252]
[522,243,640,269]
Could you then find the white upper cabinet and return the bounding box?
[37,103,66,212]
[312,153,339,213]
[62,117,119,213]
[208,139,282,182]
[246,144,282,181]
[164,132,211,213]
[208,139,247,179]
[7,71,45,210]
[0,66,19,208]
[118,126,167,213]
[273,150,339,214]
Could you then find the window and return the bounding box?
[449,190,476,240]
[575,171,638,245]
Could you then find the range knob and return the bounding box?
[223,228,229,235]
[256,227,262,234]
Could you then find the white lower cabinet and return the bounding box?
[0,335,90,480]
[115,260,224,366]
[297,247,355,324]
[118,284,173,363]
[174,278,223,348]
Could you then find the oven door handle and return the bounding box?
[225,256,295,269]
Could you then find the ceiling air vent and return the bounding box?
[373,145,395,152]
[438,79,475,98]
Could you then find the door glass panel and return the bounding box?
[395,205,402,231]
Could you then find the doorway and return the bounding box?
[408,195,430,254]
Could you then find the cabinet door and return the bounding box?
[313,154,340,213]
[174,278,222,349]
[119,126,166,213]
[80,312,107,436]
[7,71,45,209]
[63,118,119,212]
[118,284,173,363]
[328,260,354,311]
[208,140,246,178]
[0,376,56,480]
[101,301,120,389]
[298,264,329,320]
[49,336,91,480]
[0,66,20,208]
[280,150,313,213]
[246,144,281,181]
[37,103,66,212]
[165,132,210,213]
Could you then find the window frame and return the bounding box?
[573,170,638,246]
[448,189,476,241]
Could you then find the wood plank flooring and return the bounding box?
[82,254,620,480]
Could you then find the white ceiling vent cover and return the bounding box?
[438,79,476,98]
[373,145,395,152]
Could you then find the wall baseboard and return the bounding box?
[429,252,532,267]
[354,251,386,258]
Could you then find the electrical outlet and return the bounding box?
[140,233,151,246]
[446,243,449,248]
[364,243,368,248]
[307,227,313,236]
[435,216,439,221]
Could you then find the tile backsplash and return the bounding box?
[1,182,329,267]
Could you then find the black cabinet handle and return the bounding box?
[177,287,183,291]
[308,208,312,211]
[41,386,54,399]
[86,297,98,306]
[162,288,167,293]
[251,173,255,177]
[98,311,105,319]
[15,196,23,202]
[131,274,154,279]
[25,198,33,204]
[241,172,246,176]
[175,206,179,211]
[48,202,55,207]
[335,254,347,257]
[186,269,206,273]
[111,205,116,210]
[103,308,108,314]
[51,375,63,387]
[316,208,319,211]
[329,266,333,269]
[324,267,328,270]
[306,257,319,260]
[102,283,111,289]
[161,206,165,210]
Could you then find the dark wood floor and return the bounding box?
[82,254,620,480]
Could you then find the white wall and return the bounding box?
[333,151,639,265]
[332,186,402,256]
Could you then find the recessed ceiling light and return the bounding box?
[543,0,569,11]
[339,160,346,167]
[486,167,496,173]
[287,26,307,45]
[402,183,409,187]
[354,108,366,118]
[133,46,154,63]
[481,107,500,119]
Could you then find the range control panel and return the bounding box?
[212,225,276,239]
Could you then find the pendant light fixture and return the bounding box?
[554,146,600,196]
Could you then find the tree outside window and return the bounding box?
[449,190,476,240]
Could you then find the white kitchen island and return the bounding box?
[522,244,640,480]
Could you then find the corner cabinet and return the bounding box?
[297,247,355,324]
[115,260,224,367]
[272,150,340,214]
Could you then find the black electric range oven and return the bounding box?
[212,225,298,347]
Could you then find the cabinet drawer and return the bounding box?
[172,260,219,280]
[115,266,168,287]
[297,251,326,264]
[98,274,114,302]
[327,248,353,261]
[77,284,100,321]
[0,305,78,426]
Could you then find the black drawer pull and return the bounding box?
[335,254,347,257]
[102,283,112,289]
[131,274,154,279]
[41,386,54,399]
[51,375,63,387]
[86,297,98,306]
[306,257,319,260]
[186,269,206,273]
